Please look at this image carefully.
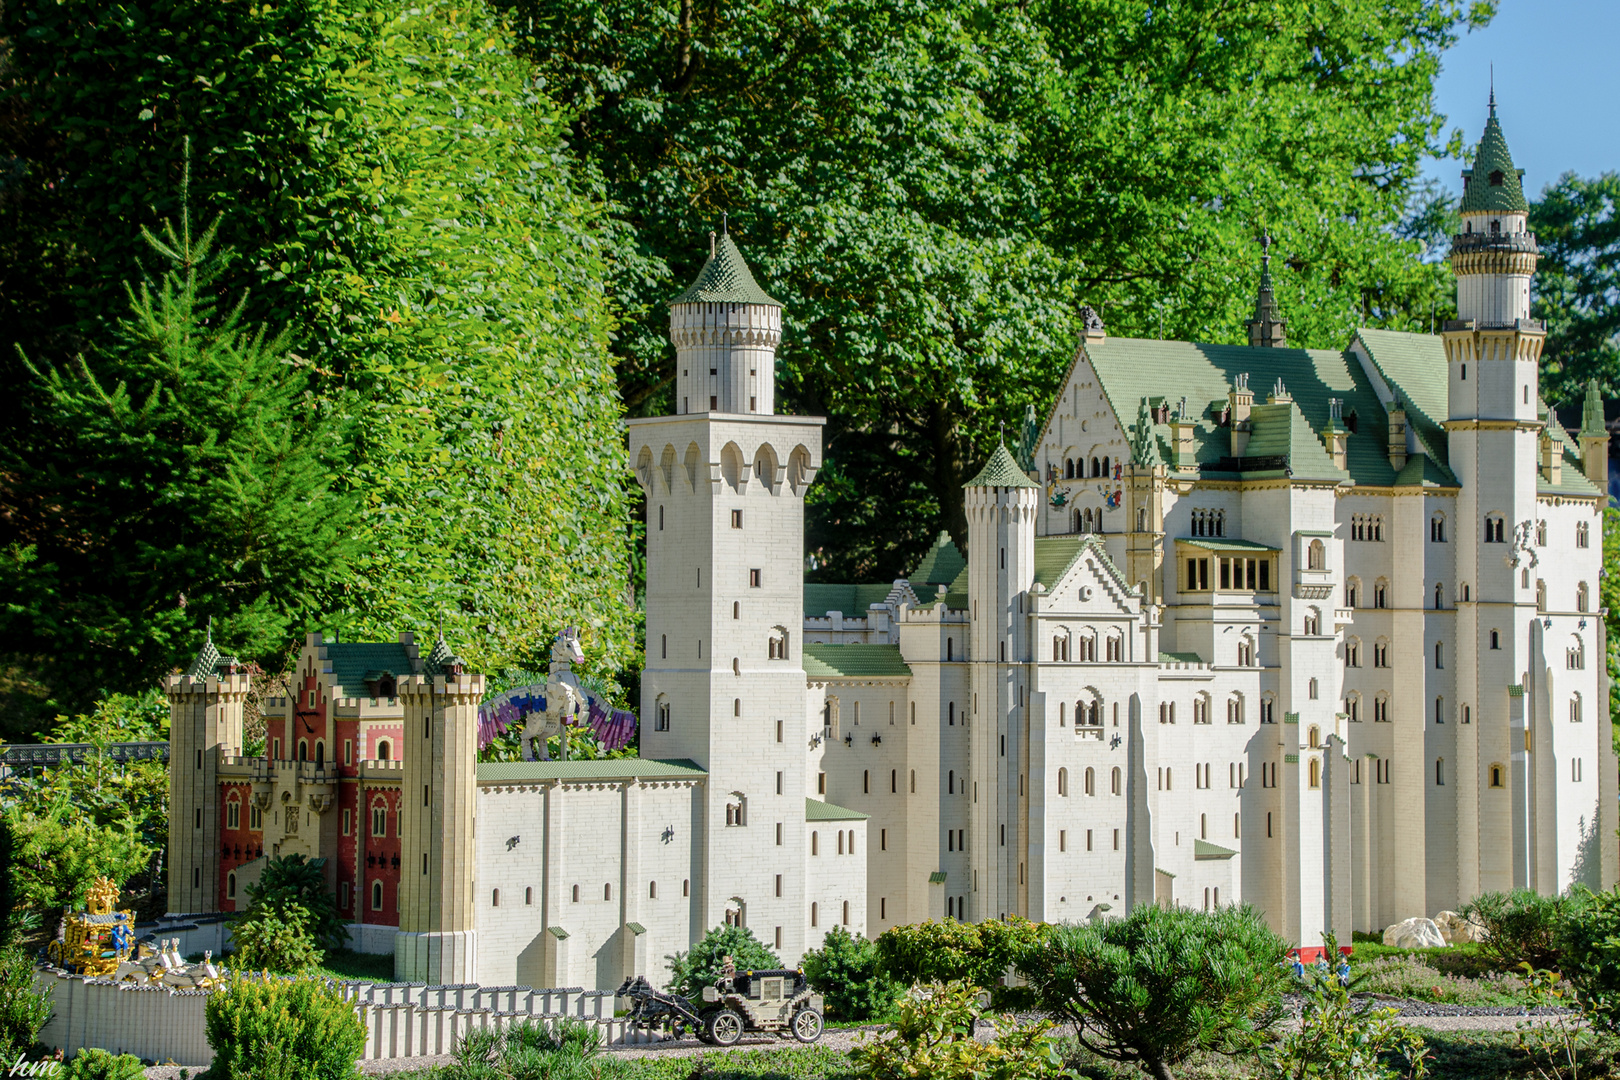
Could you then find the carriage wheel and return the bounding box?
[791,1006,824,1043]
[706,1008,744,1046]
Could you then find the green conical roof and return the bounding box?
[964,442,1039,489]
[1459,99,1528,214]
[909,532,967,589]
[670,233,782,307]
[1582,379,1606,438]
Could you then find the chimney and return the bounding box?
[1229,374,1253,457]
[1541,430,1562,485]
[1386,401,1408,473]
[1268,378,1291,405]
[1168,397,1197,470]
[1323,397,1349,471]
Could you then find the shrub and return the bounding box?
[875,916,1047,1005]
[1016,904,1288,1080]
[1557,884,1620,1031]
[203,974,366,1080]
[66,1049,146,1080]
[230,901,323,974]
[801,926,900,1021]
[664,925,782,999]
[438,1018,627,1080]
[1354,954,1524,1005]
[850,980,1058,1080]
[1263,937,1428,1080]
[0,941,52,1061]
[241,855,348,951]
[1462,889,1571,971]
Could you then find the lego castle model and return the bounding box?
[166,102,1614,990]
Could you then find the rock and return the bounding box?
[1433,910,1488,944]
[1382,917,1446,949]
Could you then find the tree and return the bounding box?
[1555,884,1620,1033]
[1530,174,1620,405]
[501,0,1488,579]
[663,925,782,998]
[875,915,1047,1004]
[801,926,900,1020]
[1262,937,1428,1080]
[1016,904,1289,1080]
[231,900,324,975]
[238,854,347,952]
[5,173,358,729]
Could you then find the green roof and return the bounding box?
[805,797,868,822]
[1459,102,1528,215]
[1194,839,1238,860]
[1393,453,1458,489]
[909,532,967,589]
[1176,537,1278,553]
[965,442,1039,489]
[1351,329,1461,487]
[670,234,782,307]
[1031,533,1131,593]
[1242,401,1346,481]
[802,643,912,680]
[327,642,416,695]
[476,758,706,783]
[804,583,896,617]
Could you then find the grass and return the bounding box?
[315,946,397,982]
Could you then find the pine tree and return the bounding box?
[3,151,358,721]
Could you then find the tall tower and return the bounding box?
[964,444,1039,920]
[395,637,484,984]
[1246,235,1289,348]
[1443,95,1544,898]
[629,231,824,959]
[166,631,248,915]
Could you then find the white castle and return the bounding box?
[167,103,1613,990]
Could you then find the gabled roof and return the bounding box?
[964,442,1039,489]
[1459,100,1528,215]
[1242,401,1346,482]
[670,234,782,307]
[804,583,897,617]
[1349,329,1460,487]
[805,798,867,822]
[909,532,966,590]
[1194,839,1238,860]
[802,643,912,680]
[476,758,706,783]
[327,642,416,695]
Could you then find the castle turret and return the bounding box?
[1245,236,1289,348]
[1450,92,1539,329]
[964,442,1039,920]
[395,635,484,984]
[670,231,784,416]
[1579,379,1609,491]
[166,628,249,915]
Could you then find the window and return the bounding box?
[1309,758,1321,789]
[1434,642,1444,669]
[1434,582,1444,609]
[1106,634,1123,662]
[1374,640,1389,668]
[1484,514,1505,543]
[1227,696,1243,724]
[227,873,237,899]
[1191,509,1227,537]
[1078,632,1097,662]
[1237,639,1254,666]
[1346,637,1361,668]
[372,804,387,837]
[1307,539,1325,569]
[342,809,351,835]
[1084,767,1095,796]
[1536,520,1548,546]
[1054,634,1070,662]
[1572,695,1583,724]
[249,804,261,831]
[1057,768,1068,797]
[372,881,384,910]
[526,887,534,905]
[1193,697,1209,724]
[1303,612,1320,636]
[1435,696,1445,724]
[1578,582,1590,613]
[1568,637,1585,670]
[1111,767,1122,795]
[605,883,613,901]
[1436,759,1444,786]
[656,701,672,731]
[1260,696,1275,724]
[749,568,761,588]
[1375,694,1389,723]
[227,800,240,830]
[731,509,743,529]
[1308,725,1321,749]
[1490,629,1501,650]
[1308,677,1319,700]
[811,831,819,856]
[1431,514,1446,542]
[1345,693,1361,723]
[1489,763,1504,788]
[492,889,500,907]
[377,740,391,761]
[1374,581,1388,608]
[1578,521,1591,548]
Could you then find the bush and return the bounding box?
[1016,904,1288,1080]
[437,1018,627,1080]
[1557,884,1620,1031]
[203,974,366,1080]
[664,925,782,999]
[801,926,899,1021]
[241,855,348,951]
[0,941,52,1061]
[230,901,323,975]
[875,916,1047,1006]
[850,980,1058,1080]
[1354,954,1525,1005]
[1462,889,1571,971]
[66,1049,146,1080]
[1263,938,1429,1080]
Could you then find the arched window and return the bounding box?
[649,881,657,899]
[1200,813,1208,840]
[1308,725,1321,749]
[1345,692,1362,722]
[1307,539,1325,570]
[1430,514,1446,542]
[372,881,384,911]
[297,739,308,762]
[1084,767,1096,796]
[1536,520,1548,546]
[810,902,819,927]
[1434,582,1444,609]
[227,873,237,899]
[1226,695,1244,724]
[1374,579,1388,608]
[1436,758,1445,786]
[1484,514,1505,543]
[1309,758,1321,789]
[1577,582,1590,613]
[1308,677,1319,700]
[377,740,391,761]
[1346,577,1361,607]
[1057,768,1068,797]
[1489,763,1504,788]
[1571,694,1583,723]
[1567,636,1586,670]
[1434,696,1445,724]
[1375,692,1390,722]
[1346,636,1361,668]
[1490,629,1501,650]
[1065,458,1075,479]
[1577,521,1591,548]
[1111,766,1122,795]
[948,769,955,794]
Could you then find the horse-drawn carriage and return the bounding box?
[618,962,825,1045]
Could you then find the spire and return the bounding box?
[1246,233,1289,348]
[1460,93,1528,215]
[1131,398,1163,467]
[964,441,1039,489]
[1581,378,1606,438]
[670,233,782,307]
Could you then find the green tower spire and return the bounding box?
[670,232,782,307]
[1581,378,1606,438]
[1459,92,1528,215]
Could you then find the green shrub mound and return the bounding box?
[203,975,366,1080]
[800,926,899,1021]
[1461,888,1572,971]
[66,1049,146,1080]
[664,925,783,999]
[874,915,1046,1008]
[430,1018,627,1080]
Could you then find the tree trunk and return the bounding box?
[1149,1060,1176,1080]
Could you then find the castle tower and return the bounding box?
[1579,379,1609,491]
[1245,236,1289,348]
[395,636,484,984]
[166,630,249,915]
[964,443,1039,920]
[1444,96,1544,899]
[629,231,825,959]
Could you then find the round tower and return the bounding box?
[670,231,783,415]
[1450,92,1539,327]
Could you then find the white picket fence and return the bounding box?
[35,969,668,1066]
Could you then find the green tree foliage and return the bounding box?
[501,0,1489,578]
[663,925,782,998]
[231,901,325,975]
[203,974,367,1080]
[6,190,358,729]
[1555,885,1620,1032]
[65,1049,147,1080]
[1461,889,1570,972]
[1530,174,1620,405]
[0,819,52,1065]
[0,0,635,723]
[850,980,1059,1080]
[1015,905,1288,1080]
[801,926,900,1020]
[1262,938,1429,1080]
[238,854,347,952]
[875,916,1047,1004]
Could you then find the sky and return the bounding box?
[1423,0,1620,198]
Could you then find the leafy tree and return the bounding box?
[875,915,1047,1004]
[1015,904,1289,1080]
[1555,884,1620,1032]
[5,180,358,729]
[663,925,782,998]
[1530,174,1620,405]
[1460,889,1571,972]
[801,926,899,1020]
[850,980,1059,1080]
[238,854,347,952]
[231,901,325,975]
[503,0,1489,578]
[203,974,367,1080]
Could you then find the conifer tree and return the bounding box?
[3,153,357,721]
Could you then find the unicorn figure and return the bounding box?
[521,628,588,761]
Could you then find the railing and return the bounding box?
[0,741,168,767]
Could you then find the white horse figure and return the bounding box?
[521,628,588,761]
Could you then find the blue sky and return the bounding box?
[1424,0,1619,198]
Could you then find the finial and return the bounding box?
[1260,231,1272,263]
[1489,65,1495,114]
[999,419,1005,445]
[206,616,213,645]
[709,230,716,258]
[437,614,444,642]
[721,211,728,236]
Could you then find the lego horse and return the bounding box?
[521,628,587,761]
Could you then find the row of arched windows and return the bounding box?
[1057,766,1121,797]
[1063,455,1112,479]
[1052,628,1124,663]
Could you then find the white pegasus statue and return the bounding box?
[521,628,587,761]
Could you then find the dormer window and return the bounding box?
[1488,170,1504,186]
[1490,219,1500,236]
[377,676,395,698]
